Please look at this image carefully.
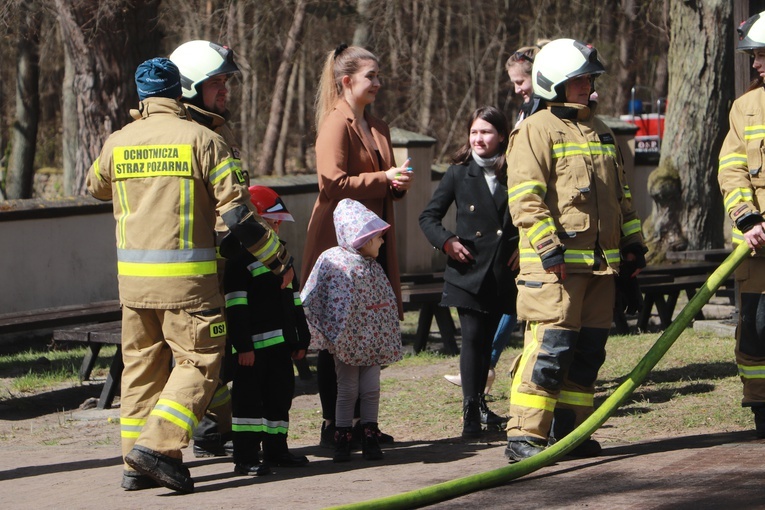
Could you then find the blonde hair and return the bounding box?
[505,39,550,76]
[314,44,379,131]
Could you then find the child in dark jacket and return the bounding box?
[223,186,310,476]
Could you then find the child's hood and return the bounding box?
[333,198,390,251]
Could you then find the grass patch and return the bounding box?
[0,321,751,447]
[0,345,117,397]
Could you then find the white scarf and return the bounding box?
[472,150,500,194]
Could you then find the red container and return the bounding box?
[620,113,665,138]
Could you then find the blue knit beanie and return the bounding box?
[135,57,182,100]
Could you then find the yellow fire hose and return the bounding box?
[328,242,752,510]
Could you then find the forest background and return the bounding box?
[0,0,763,260]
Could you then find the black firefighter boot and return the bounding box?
[334,426,353,462]
[479,393,508,431]
[549,407,601,457]
[361,422,384,460]
[752,406,765,438]
[192,415,232,458]
[263,434,309,467]
[462,396,482,438]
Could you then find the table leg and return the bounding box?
[98,345,123,410]
[413,304,435,353]
[79,343,102,382]
[433,307,459,356]
[294,357,313,380]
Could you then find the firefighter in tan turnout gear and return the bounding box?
[719,11,765,438]
[87,58,294,493]
[503,39,647,462]
[170,39,242,459]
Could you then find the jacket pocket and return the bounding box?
[558,156,593,206]
[516,278,563,321]
[557,211,590,240]
[746,138,765,186]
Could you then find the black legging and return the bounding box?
[457,308,501,398]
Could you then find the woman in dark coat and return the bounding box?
[419,106,518,438]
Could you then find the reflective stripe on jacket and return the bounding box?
[506,102,644,275]
[719,87,765,246]
[87,97,288,309]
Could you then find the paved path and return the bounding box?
[3,427,764,509]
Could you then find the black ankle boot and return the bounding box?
[479,393,507,430]
[462,396,482,438]
[753,407,765,438]
[333,426,353,462]
[361,422,384,460]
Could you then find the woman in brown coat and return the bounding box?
[302,44,413,449]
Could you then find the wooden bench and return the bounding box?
[0,300,121,336]
[400,274,459,355]
[637,271,734,331]
[53,321,123,409]
[665,249,732,263]
[612,272,674,334]
[52,317,315,409]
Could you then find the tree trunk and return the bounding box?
[274,60,298,176]
[646,0,732,261]
[55,0,161,196]
[236,1,254,177]
[6,1,41,199]
[0,43,5,200]
[297,48,307,170]
[614,0,637,115]
[352,0,374,48]
[653,1,670,100]
[62,35,77,197]
[417,0,439,134]
[257,0,306,176]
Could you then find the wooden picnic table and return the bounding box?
[52,312,328,409]
[399,276,458,355]
[53,321,123,409]
[665,249,732,263]
[0,300,121,336]
[634,259,734,331]
[641,261,720,277]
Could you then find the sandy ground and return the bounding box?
[4,310,764,509]
[3,349,765,510]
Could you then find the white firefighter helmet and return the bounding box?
[738,11,765,53]
[532,38,605,101]
[169,40,240,101]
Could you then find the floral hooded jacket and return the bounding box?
[300,199,403,366]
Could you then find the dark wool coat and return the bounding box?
[419,160,518,313]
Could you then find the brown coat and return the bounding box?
[301,100,404,318]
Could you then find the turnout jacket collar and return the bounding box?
[128,97,189,121]
[547,101,595,122]
[184,103,228,130]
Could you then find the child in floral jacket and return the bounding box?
[301,198,403,462]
